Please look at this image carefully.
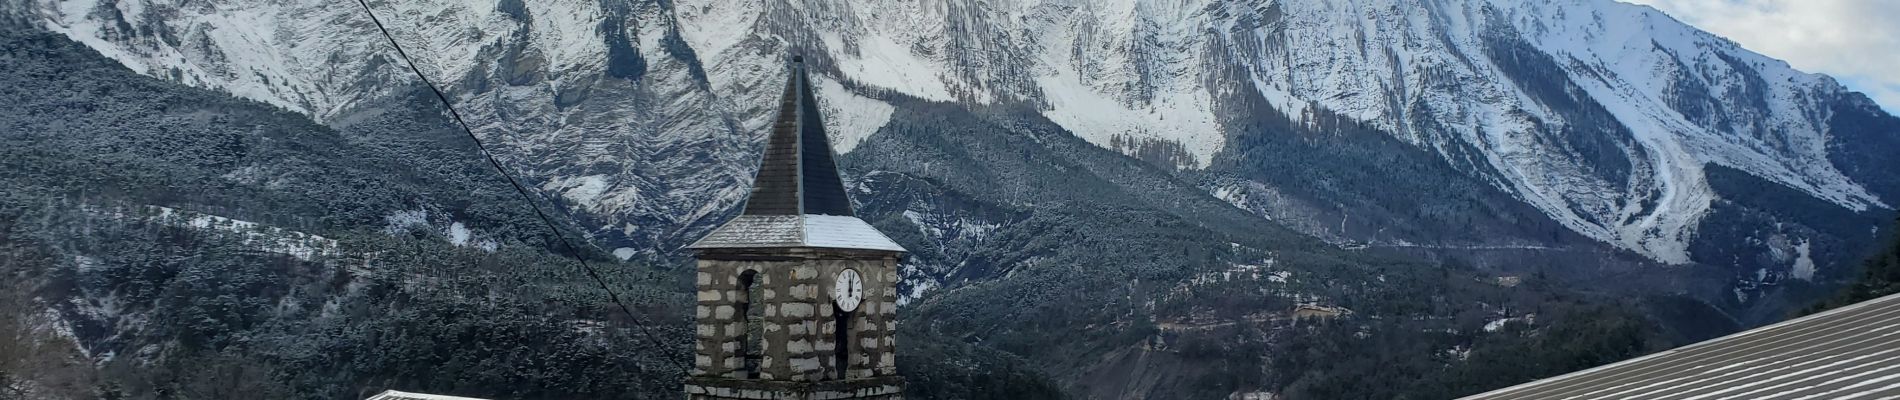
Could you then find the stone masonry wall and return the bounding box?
[693,248,901,385]
[684,376,904,400]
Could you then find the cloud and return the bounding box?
[1623,0,1900,112]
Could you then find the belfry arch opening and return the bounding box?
[835,305,852,380]
[737,269,763,379]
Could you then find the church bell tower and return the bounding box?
[683,56,906,399]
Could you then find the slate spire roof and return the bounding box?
[687,56,903,253]
[742,55,853,217]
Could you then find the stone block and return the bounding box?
[697,305,711,319]
[794,265,817,279]
[715,305,734,319]
[791,356,822,372]
[787,339,813,353]
[698,290,722,302]
[782,303,815,318]
[697,272,711,285]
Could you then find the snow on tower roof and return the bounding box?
[1461,292,1900,399]
[688,214,905,252]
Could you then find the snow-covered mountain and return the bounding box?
[675,0,1894,266]
[22,0,1897,283]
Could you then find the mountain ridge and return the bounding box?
[24,0,1895,271]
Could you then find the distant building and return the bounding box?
[682,55,907,399]
[1461,292,1900,399]
[1291,303,1351,320]
[364,390,490,400]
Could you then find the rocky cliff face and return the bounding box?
[26,0,1894,275]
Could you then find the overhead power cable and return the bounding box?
[351,0,686,372]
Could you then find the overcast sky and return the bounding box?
[1622,0,1900,113]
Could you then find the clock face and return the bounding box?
[833,269,864,313]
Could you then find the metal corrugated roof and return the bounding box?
[687,214,905,252]
[364,390,490,400]
[1461,293,1900,400]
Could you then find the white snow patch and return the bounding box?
[814,75,895,153]
[545,173,644,215]
[612,247,638,260]
[1792,239,1817,281]
[899,279,936,306]
[100,205,340,261]
[803,214,907,252]
[446,222,472,246]
[557,175,612,207]
[1033,68,1223,169]
[672,0,761,61]
[832,33,956,102]
[1484,315,1533,333]
[902,209,1000,244]
[72,255,103,273]
[384,210,429,234]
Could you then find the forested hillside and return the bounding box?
[1811,218,1900,312]
[0,28,686,398]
